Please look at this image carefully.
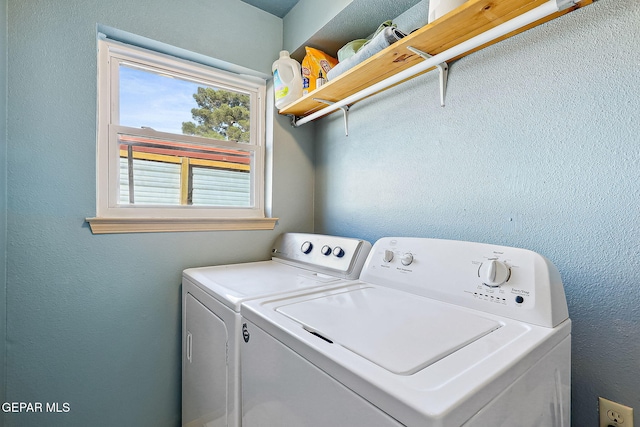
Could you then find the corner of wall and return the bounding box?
[282,0,353,57]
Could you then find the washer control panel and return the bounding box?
[272,233,372,280]
[360,237,568,328]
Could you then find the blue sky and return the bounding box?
[119,65,201,134]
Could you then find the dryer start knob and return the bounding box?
[400,253,414,266]
[479,259,511,287]
[301,241,313,254]
[333,246,345,258]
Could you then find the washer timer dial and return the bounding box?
[479,259,511,287]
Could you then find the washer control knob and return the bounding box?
[321,245,332,256]
[479,259,511,287]
[400,253,414,266]
[383,250,394,263]
[301,241,313,254]
[332,246,345,258]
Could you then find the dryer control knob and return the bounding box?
[321,245,332,256]
[301,241,313,254]
[400,253,414,266]
[383,250,394,263]
[332,246,345,258]
[479,259,511,287]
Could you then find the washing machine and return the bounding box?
[181,233,371,427]
[240,237,571,426]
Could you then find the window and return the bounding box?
[88,38,276,233]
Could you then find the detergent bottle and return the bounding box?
[272,51,303,110]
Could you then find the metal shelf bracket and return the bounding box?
[313,98,350,136]
[287,114,299,128]
[289,100,350,136]
[407,46,449,107]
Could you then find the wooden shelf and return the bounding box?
[279,0,590,120]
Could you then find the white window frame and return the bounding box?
[87,38,276,233]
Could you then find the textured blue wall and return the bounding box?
[4,0,314,426]
[314,0,640,425]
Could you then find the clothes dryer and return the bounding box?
[182,233,371,427]
[241,237,571,426]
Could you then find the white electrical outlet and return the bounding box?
[600,397,634,427]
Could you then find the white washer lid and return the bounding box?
[184,261,343,311]
[276,286,502,375]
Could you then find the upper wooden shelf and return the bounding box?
[278,0,590,120]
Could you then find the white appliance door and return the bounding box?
[183,293,228,427]
[241,320,403,427]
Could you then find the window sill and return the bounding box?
[85,216,278,234]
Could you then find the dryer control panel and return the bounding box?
[360,237,568,328]
[272,233,372,280]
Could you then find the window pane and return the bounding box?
[120,158,181,205]
[192,167,250,207]
[119,64,251,143]
[118,133,252,207]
